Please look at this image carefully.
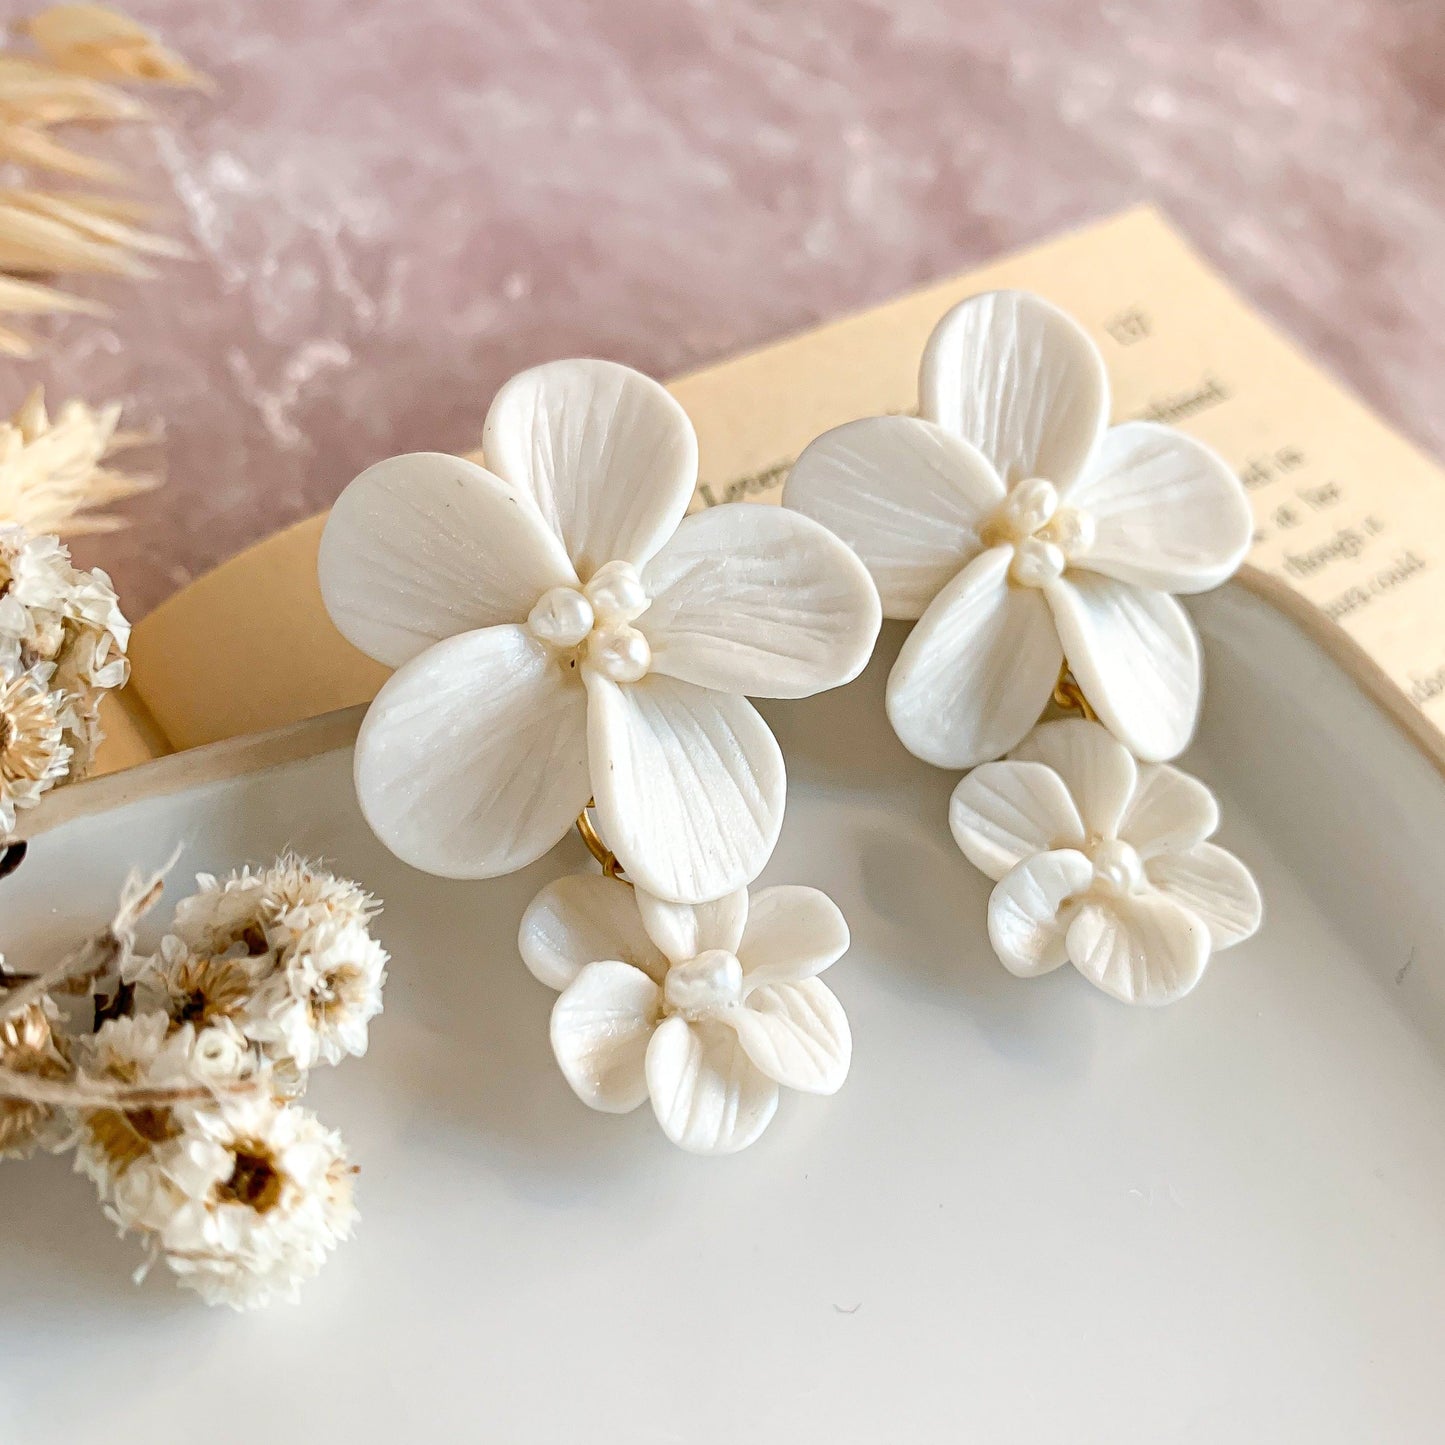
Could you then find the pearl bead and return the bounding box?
[585,560,649,624]
[1008,536,1066,587]
[1089,838,1144,896]
[1000,477,1059,537]
[588,624,652,683]
[664,949,745,1020]
[1044,505,1096,559]
[527,586,595,649]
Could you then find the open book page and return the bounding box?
[99,204,1445,771]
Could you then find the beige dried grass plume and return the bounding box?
[0,4,207,357]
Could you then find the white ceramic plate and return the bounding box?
[3,580,1444,1443]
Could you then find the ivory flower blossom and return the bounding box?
[949,718,1262,1004]
[319,358,881,903]
[520,873,852,1154]
[784,290,1253,767]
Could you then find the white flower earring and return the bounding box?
[783,290,1261,1004]
[520,862,852,1156]
[318,357,881,904]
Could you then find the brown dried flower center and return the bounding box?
[86,1104,181,1173]
[219,1143,284,1213]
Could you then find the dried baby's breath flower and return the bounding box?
[246,921,388,1072]
[106,1093,358,1311]
[74,1011,256,1188]
[0,989,71,1158]
[0,522,129,788]
[0,665,70,833]
[138,857,388,1078]
[0,386,153,537]
[128,934,267,1031]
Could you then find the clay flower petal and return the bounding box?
[1066,893,1211,1005]
[1146,843,1263,948]
[949,759,1086,882]
[887,547,1062,769]
[518,873,668,991]
[481,359,698,578]
[1045,572,1201,761]
[1010,717,1138,840]
[586,673,785,904]
[736,884,850,987]
[639,503,881,699]
[636,887,748,967]
[733,979,851,1094]
[1118,762,1220,857]
[318,451,575,669]
[354,625,589,878]
[920,290,1109,489]
[644,1016,779,1155]
[550,961,660,1112]
[783,414,1004,619]
[1062,422,1254,594]
[987,849,1094,977]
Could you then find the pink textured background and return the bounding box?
[8,0,1445,616]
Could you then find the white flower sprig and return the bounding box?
[319,357,882,904]
[949,719,1262,1004]
[785,289,1254,766]
[520,873,852,1155]
[0,855,385,1310]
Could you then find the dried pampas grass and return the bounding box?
[0,4,207,356]
[0,385,153,535]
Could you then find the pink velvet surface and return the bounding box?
[8,0,1445,616]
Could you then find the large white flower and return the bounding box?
[320,359,881,903]
[949,718,1262,1004]
[519,874,852,1154]
[784,290,1254,767]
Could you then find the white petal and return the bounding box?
[587,673,785,904]
[1062,423,1254,594]
[354,625,589,878]
[482,359,697,577]
[518,874,667,991]
[639,502,880,699]
[550,962,660,1112]
[733,979,851,1094]
[645,1016,779,1155]
[737,885,850,987]
[1045,573,1201,762]
[1066,894,1210,1005]
[318,451,576,668]
[1119,762,1220,858]
[988,850,1093,977]
[949,760,1086,882]
[886,547,1062,768]
[1146,842,1262,949]
[1010,717,1138,840]
[782,415,1004,619]
[920,290,1108,488]
[636,888,748,967]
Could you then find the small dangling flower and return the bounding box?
[949,718,1261,1004]
[318,357,881,903]
[784,289,1254,767]
[520,874,852,1154]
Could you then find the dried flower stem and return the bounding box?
[0,1062,254,1110]
[0,857,167,1026]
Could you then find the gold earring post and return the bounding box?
[575,801,629,883]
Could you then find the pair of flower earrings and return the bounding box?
[317,290,1263,1156]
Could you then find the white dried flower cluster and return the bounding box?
[0,857,384,1311]
[0,523,130,833]
[126,854,389,1077]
